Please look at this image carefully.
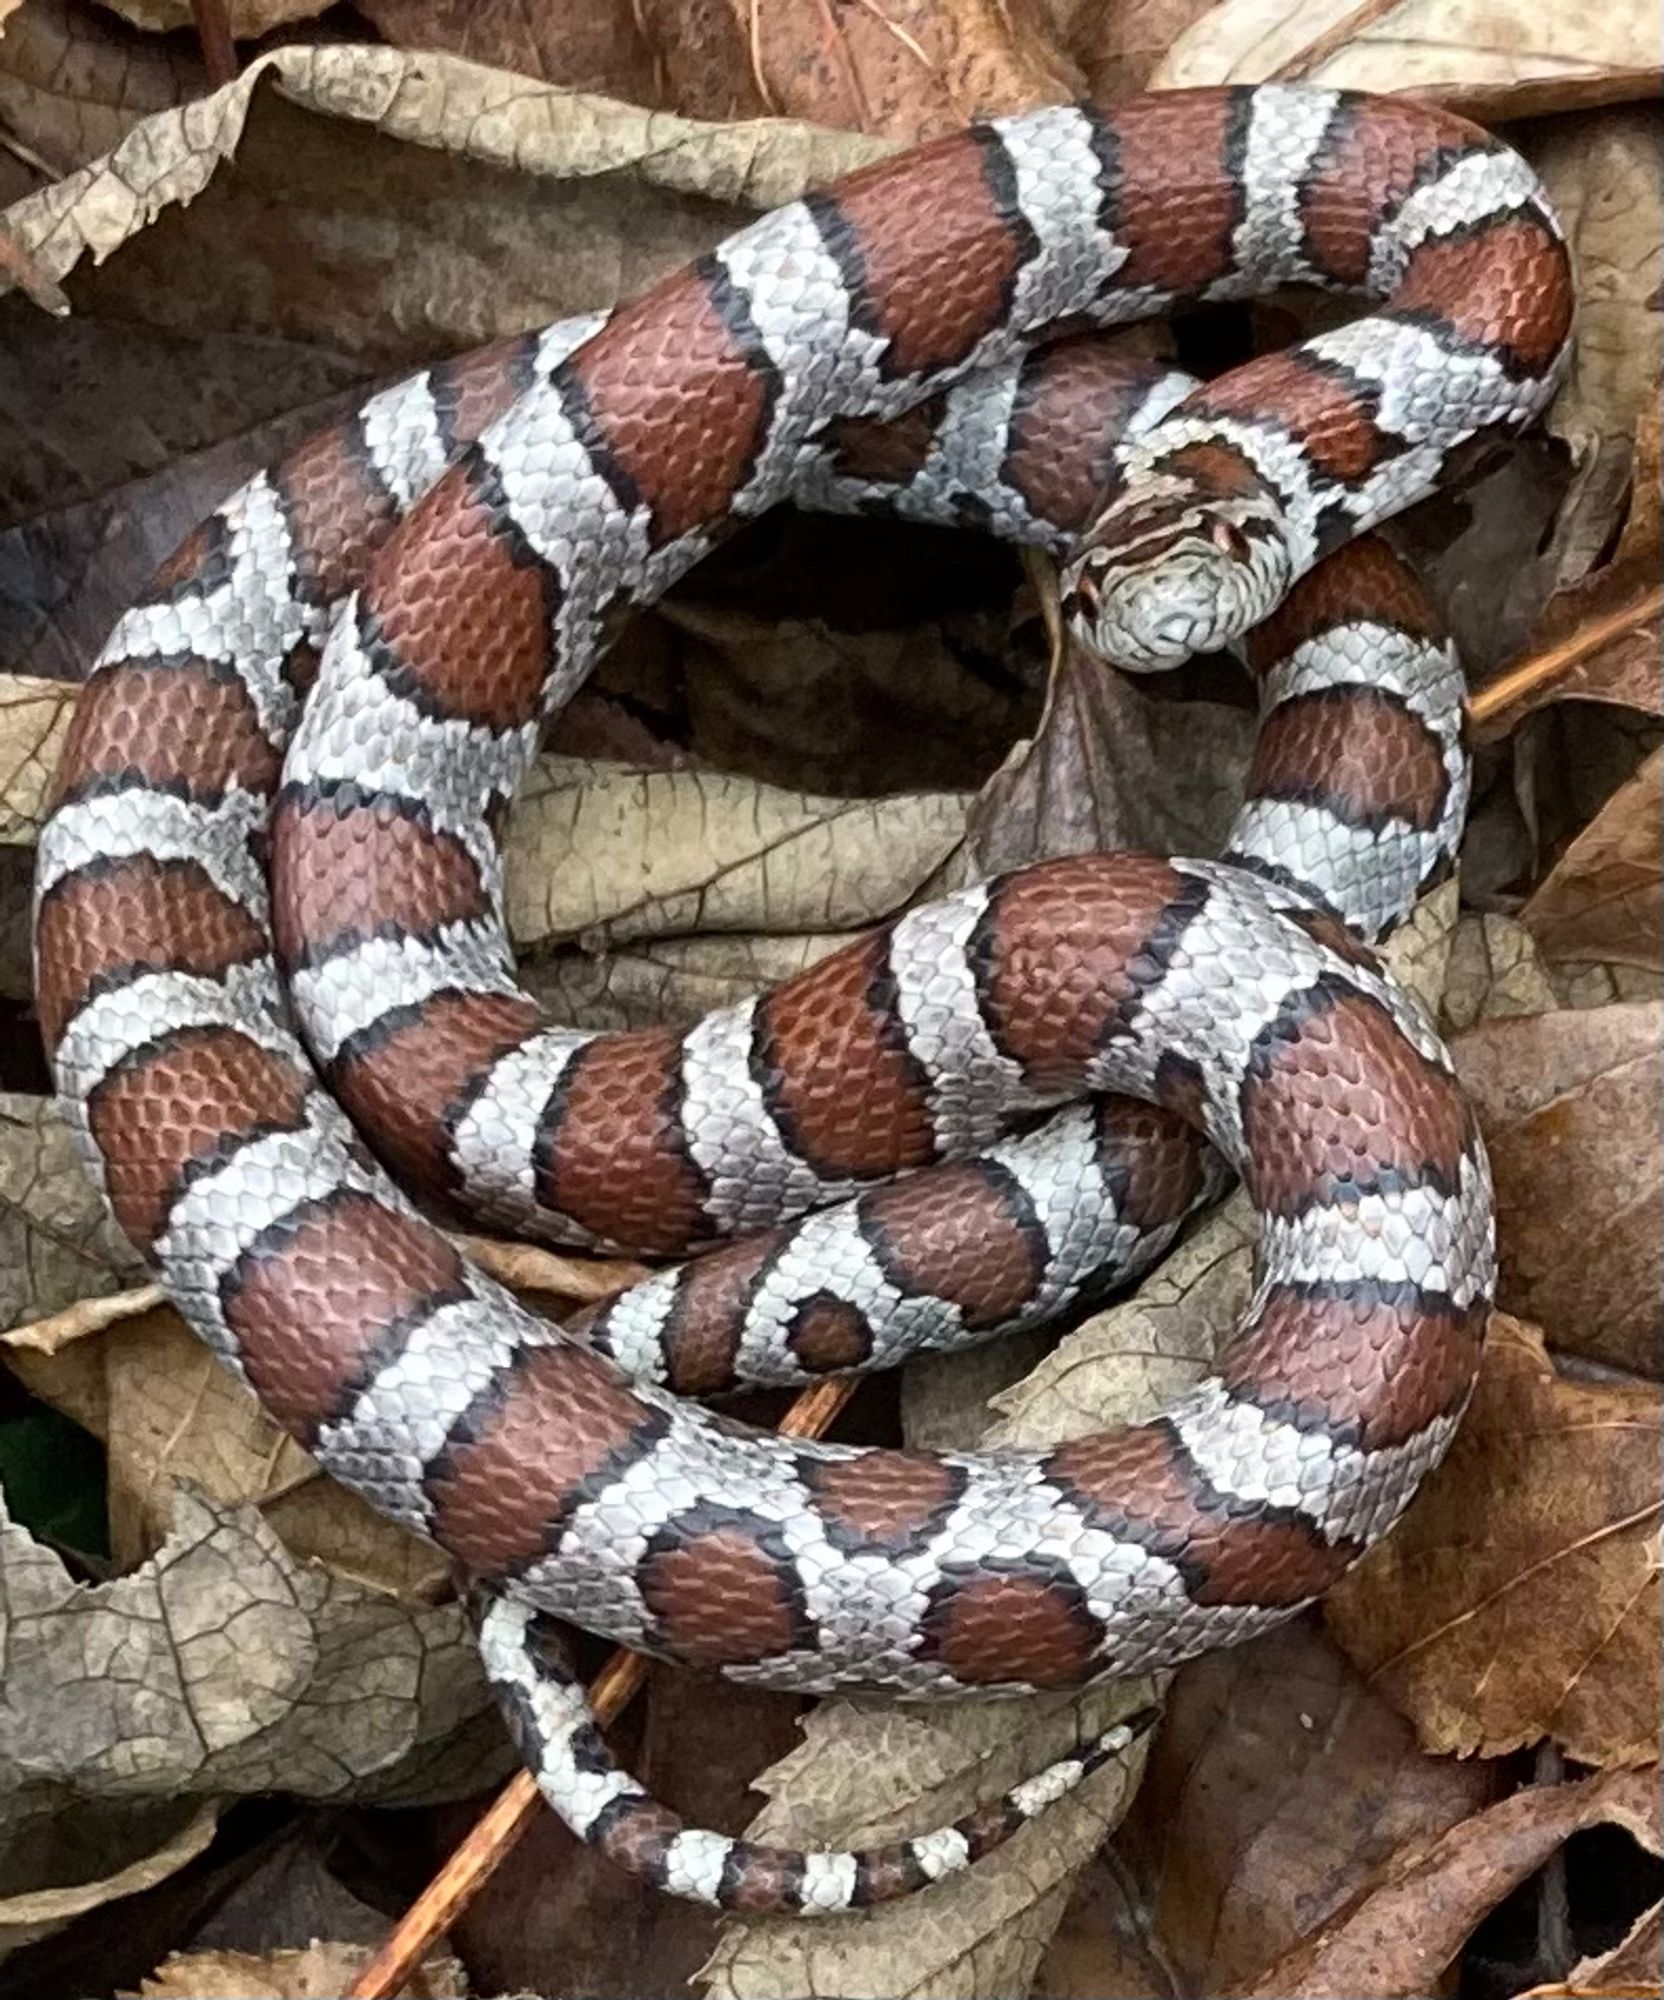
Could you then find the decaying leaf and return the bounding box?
[1152,0,1660,118]
[1234,1766,1662,1998]
[1110,1619,1500,1995]
[0,1798,222,1959]
[1521,1902,1664,1997]
[356,0,659,108]
[1522,750,1662,977]
[1453,1003,1661,1372]
[1327,1316,1661,1767]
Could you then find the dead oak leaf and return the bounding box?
[1326,1316,1661,1769]
[1452,1003,1660,1374]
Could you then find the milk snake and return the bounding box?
[34,87,1572,1913]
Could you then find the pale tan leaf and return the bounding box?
[1235,1767,1662,1999]
[1152,0,1660,117]
[504,756,970,954]
[1327,1317,1661,1766]
[96,0,329,36]
[1453,1003,1661,1373]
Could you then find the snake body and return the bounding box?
[35,87,1571,1912]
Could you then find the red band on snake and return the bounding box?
[35,86,1571,1911]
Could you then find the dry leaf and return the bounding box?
[0,1798,221,1957]
[1152,0,1661,118]
[130,1941,466,1999]
[505,756,971,955]
[1522,750,1662,976]
[0,1484,508,1900]
[1440,913,1560,1033]
[1453,1003,1661,1373]
[0,0,201,179]
[96,0,329,37]
[355,0,659,107]
[951,646,1254,886]
[1073,0,1220,98]
[637,0,1079,144]
[1110,1619,1499,1995]
[1521,1903,1664,1997]
[1531,109,1664,585]
[1327,1316,1661,1767]
[1237,1766,1661,1998]
[1480,399,1663,738]
[0,1090,147,1333]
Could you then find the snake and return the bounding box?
[33,86,1572,1914]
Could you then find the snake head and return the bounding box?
[1061,458,1293,672]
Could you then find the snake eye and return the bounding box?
[1211,518,1251,563]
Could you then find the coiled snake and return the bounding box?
[34,86,1572,1913]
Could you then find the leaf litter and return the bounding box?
[0,1,1660,1994]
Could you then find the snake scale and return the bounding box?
[34,86,1572,1913]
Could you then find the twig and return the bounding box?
[345,1377,857,2000]
[190,0,238,88]
[1470,585,1663,734]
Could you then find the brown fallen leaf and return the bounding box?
[1152,0,1661,119]
[355,0,660,107]
[637,0,1080,143]
[1107,1618,1500,1996]
[95,0,326,39]
[1234,1766,1661,1998]
[1441,912,1561,1032]
[0,1799,223,1960]
[1071,0,1220,98]
[1453,1004,1660,1373]
[1522,750,1662,977]
[1531,110,1663,586]
[1327,1316,1661,1768]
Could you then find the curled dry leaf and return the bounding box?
[1107,1618,1499,1996]
[1152,0,1661,118]
[0,1798,222,1959]
[1072,0,1221,99]
[1453,1003,1661,1373]
[1327,1315,1661,1767]
[1522,749,1662,978]
[1234,1765,1662,1999]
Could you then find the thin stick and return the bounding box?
[346,1376,857,2000]
[1470,585,1662,732]
[190,0,237,87]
